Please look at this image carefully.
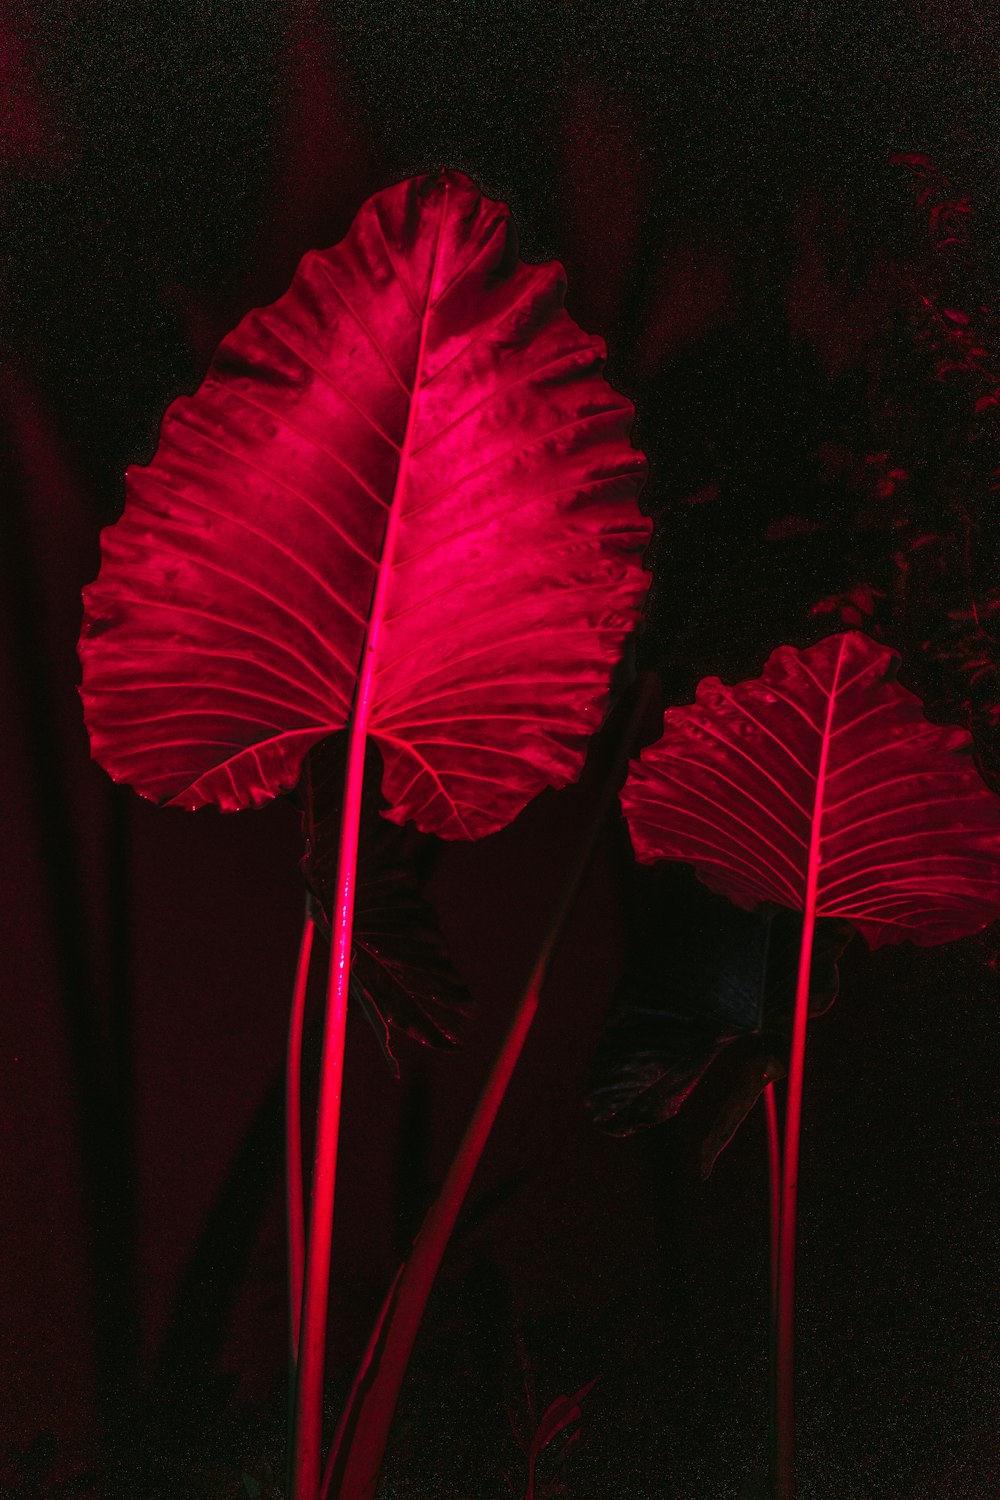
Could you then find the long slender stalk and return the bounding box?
[286,897,317,1363]
[772,641,842,1500]
[289,197,449,1500]
[289,715,365,1500]
[756,921,780,1325]
[327,671,658,1500]
[773,896,817,1500]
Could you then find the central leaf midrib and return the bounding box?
[809,637,848,910]
[347,185,465,832]
[354,186,450,731]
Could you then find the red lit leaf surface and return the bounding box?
[621,631,1000,947]
[80,171,650,838]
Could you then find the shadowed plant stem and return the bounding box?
[764,1082,780,1323]
[756,919,780,1328]
[286,896,316,1364]
[326,671,658,1500]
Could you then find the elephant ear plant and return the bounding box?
[78,171,650,1500]
[614,629,1000,1499]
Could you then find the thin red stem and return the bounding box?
[774,894,816,1499]
[289,190,449,1500]
[327,672,658,1500]
[772,638,844,1500]
[289,720,363,1500]
[286,898,316,1364]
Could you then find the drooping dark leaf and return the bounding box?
[297,733,471,1070]
[698,1049,787,1181]
[585,864,852,1142]
[79,171,650,838]
[693,908,853,1176]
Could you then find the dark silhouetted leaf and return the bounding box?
[699,1050,787,1181]
[586,865,852,1144]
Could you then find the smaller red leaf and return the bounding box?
[621,632,1000,948]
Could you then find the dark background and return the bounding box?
[2,3,999,1497]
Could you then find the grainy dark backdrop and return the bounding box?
[2,4,999,1497]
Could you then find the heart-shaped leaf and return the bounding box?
[79,170,650,839]
[622,631,1000,947]
[585,868,852,1138]
[297,733,470,1070]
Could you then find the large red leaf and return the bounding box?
[79,170,650,838]
[621,631,1000,947]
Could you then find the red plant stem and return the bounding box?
[328,671,658,1500]
[286,898,316,1364]
[289,717,363,1500]
[773,639,842,1500]
[289,196,448,1500]
[774,893,816,1500]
